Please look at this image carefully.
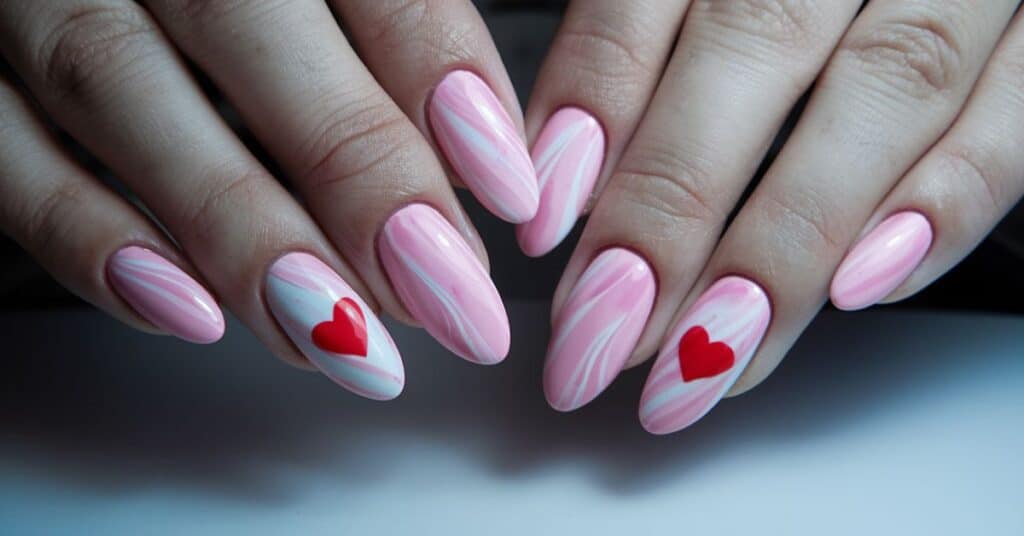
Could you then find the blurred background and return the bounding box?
[1,0,1021,315]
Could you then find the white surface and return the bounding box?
[1,304,1022,534]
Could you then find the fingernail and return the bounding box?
[517,108,604,257]
[831,211,933,311]
[639,276,771,435]
[379,203,510,365]
[430,70,539,223]
[266,252,404,401]
[107,246,224,344]
[544,248,655,412]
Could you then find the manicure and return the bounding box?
[107,246,224,344]
[544,248,655,412]
[379,203,510,364]
[430,70,539,223]
[266,252,404,400]
[831,211,933,311]
[639,276,771,435]
[517,107,605,257]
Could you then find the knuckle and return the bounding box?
[755,188,848,258]
[183,165,267,243]
[363,0,475,64]
[609,142,720,231]
[695,0,826,51]
[555,9,659,81]
[835,14,966,100]
[38,4,160,101]
[298,95,418,193]
[23,182,87,256]
[934,144,1004,215]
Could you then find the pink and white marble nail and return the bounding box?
[107,246,224,344]
[639,276,771,435]
[544,248,655,412]
[831,211,933,311]
[379,203,510,365]
[266,252,404,401]
[430,70,539,223]
[517,107,605,257]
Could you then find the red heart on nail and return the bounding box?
[677,326,734,382]
[312,297,368,357]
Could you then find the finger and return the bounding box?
[516,0,690,256]
[0,74,224,344]
[544,0,859,411]
[337,0,539,223]
[831,11,1024,311]
[638,0,1019,434]
[144,0,510,365]
[0,1,405,398]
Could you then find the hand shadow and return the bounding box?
[1,304,1019,502]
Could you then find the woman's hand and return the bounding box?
[528,0,1024,432]
[0,0,540,400]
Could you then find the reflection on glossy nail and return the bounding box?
[266,252,404,401]
[430,70,538,223]
[544,248,654,411]
[639,276,770,435]
[517,107,604,257]
[831,211,933,311]
[380,203,510,364]
[107,246,224,344]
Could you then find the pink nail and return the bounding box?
[379,203,510,364]
[430,70,539,223]
[831,211,933,311]
[517,108,605,257]
[639,276,771,435]
[266,252,404,400]
[544,248,655,412]
[107,246,224,344]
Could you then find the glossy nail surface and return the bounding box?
[107,246,224,344]
[266,253,404,400]
[380,203,509,364]
[639,277,770,435]
[430,70,538,223]
[544,249,655,412]
[517,108,604,257]
[831,211,933,311]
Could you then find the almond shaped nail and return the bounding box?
[379,203,510,364]
[544,248,655,412]
[517,107,604,257]
[639,276,771,435]
[107,246,224,344]
[430,70,539,223]
[266,252,404,401]
[831,211,933,311]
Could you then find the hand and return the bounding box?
[526,0,1024,432]
[0,0,540,400]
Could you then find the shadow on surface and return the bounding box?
[2,305,1021,502]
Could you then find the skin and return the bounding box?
[0,0,526,374]
[534,0,1024,417]
[0,1,1022,424]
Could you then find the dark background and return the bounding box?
[2,0,1022,313]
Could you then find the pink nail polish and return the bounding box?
[517,108,604,257]
[107,246,224,344]
[430,70,539,223]
[544,248,654,412]
[831,211,933,311]
[639,276,771,435]
[379,203,510,364]
[266,253,404,400]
